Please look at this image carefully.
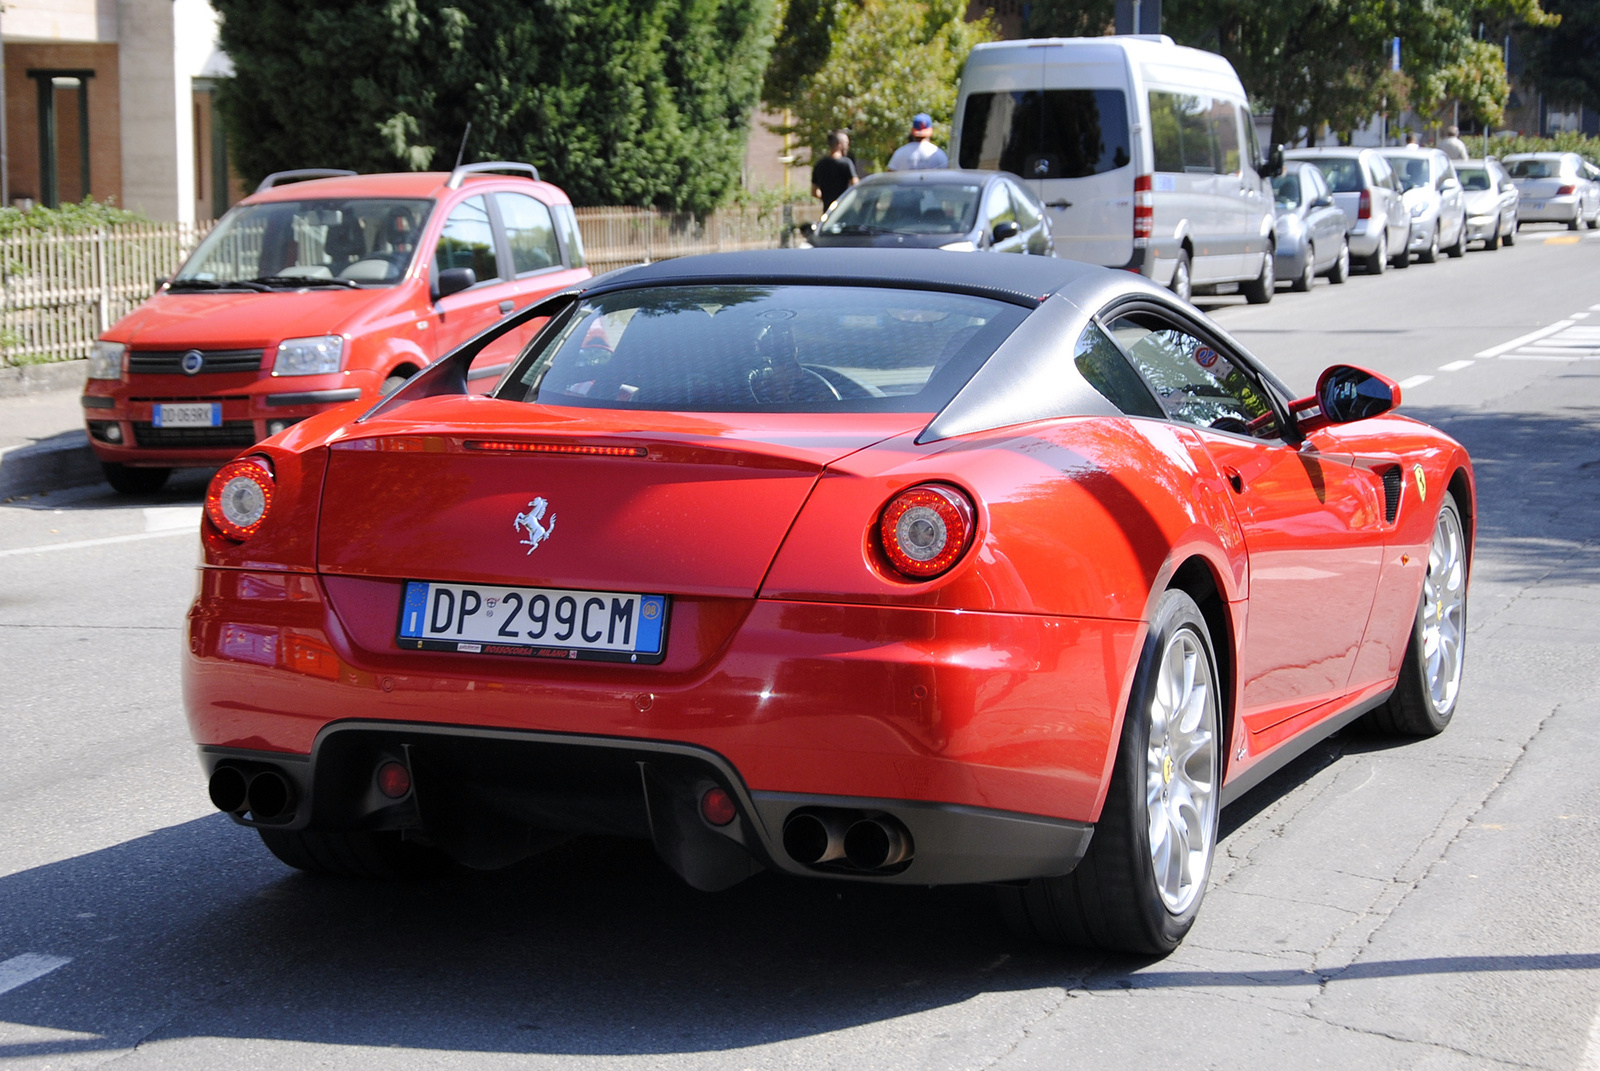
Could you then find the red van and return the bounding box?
[82,163,591,493]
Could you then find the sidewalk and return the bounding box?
[0,385,100,500]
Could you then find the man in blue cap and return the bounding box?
[887,113,949,171]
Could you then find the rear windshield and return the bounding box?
[959,90,1131,178]
[501,285,1027,413]
[176,198,435,288]
[1308,157,1364,193]
[821,183,981,236]
[1271,174,1301,206]
[1506,158,1564,179]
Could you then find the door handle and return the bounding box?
[1223,466,1244,493]
[498,300,515,314]
[1045,200,1073,209]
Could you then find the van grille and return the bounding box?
[128,349,264,375]
[133,422,257,448]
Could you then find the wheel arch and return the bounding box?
[1166,555,1238,781]
[1447,465,1475,567]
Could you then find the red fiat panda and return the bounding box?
[82,164,590,493]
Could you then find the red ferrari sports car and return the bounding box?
[186,249,1472,954]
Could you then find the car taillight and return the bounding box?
[1557,184,1577,196]
[878,484,976,580]
[205,457,275,541]
[1133,174,1154,244]
[1358,189,1371,219]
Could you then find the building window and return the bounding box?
[29,69,94,208]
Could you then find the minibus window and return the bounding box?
[959,90,1131,178]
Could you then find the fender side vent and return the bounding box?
[1381,465,1402,523]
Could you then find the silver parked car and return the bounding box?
[1503,153,1600,230]
[805,170,1055,256]
[1271,162,1350,289]
[1456,158,1519,249]
[1286,147,1412,273]
[1381,148,1467,262]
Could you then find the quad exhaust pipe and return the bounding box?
[782,809,912,872]
[208,765,295,821]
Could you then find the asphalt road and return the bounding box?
[2,226,1599,1069]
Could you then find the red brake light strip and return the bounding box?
[464,440,647,457]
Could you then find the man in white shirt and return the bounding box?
[1440,125,1470,161]
[887,113,949,171]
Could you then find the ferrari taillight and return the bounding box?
[205,457,275,542]
[1358,189,1372,219]
[878,484,976,580]
[1133,174,1154,244]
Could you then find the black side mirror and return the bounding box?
[1260,143,1285,178]
[1319,365,1399,423]
[433,266,476,300]
[992,220,1022,242]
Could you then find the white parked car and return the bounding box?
[1456,158,1519,250]
[1381,148,1467,263]
[953,35,1282,305]
[1503,153,1600,230]
[1285,148,1412,274]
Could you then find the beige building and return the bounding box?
[2,0,237,222]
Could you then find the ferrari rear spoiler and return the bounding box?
[358,287,584,423]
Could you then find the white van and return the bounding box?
[953,36,1281,303]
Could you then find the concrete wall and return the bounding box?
[1,0,117,44]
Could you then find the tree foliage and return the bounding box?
[213,0,776,214]
[1518,0,1600,112]
[1021,0,1115,37]
[781,0,996,172]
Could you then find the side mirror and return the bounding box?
[1291,365,1401,432]
[1311,195,1333,209]
[1260,143,1285,179]
[433,266,476,300]
[992,220,1022,242]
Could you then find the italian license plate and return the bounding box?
[397,580,669,663]
[1531,201,1545,211]
[153,402,221,427]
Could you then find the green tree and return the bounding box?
[1518,0,1600,112]
[785,0,996,172]
[1020,0,1115,38]
[213,0,776,214]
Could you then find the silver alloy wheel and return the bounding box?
[1422,503,1468,715]
[1144,627,1218,915]
[1172,257,1192,302]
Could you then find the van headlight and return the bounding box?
[88,341,126,380]
[272,335,344,376]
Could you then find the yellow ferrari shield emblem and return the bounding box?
[1162,755,1174,784]
[1413,464,1427,503]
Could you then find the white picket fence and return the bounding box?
[0,204,817,366]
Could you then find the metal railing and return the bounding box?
[0,205,818,367]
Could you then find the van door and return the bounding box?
[958,86,1134,266]
[1207,97,1251,279]
[1148,90,1222,282]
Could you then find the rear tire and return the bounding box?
[1365,233,1388,274]
[1444,219,1467,258]
[996,589,1221,955]
[1291,246,1315,291]
[1392,226,1411,268]
[1419,224,1440,263]
[1568,216,1581,231]
[1484,218,1501,251]
[258,829,452,879]
[1242,247,1275,304]
[1505,217,1517,245]
[1326,239,1350,284]
[101,462,170,495]
[1362,492,1467,738]
[1169,250,1192,303]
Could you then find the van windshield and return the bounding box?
[173,198,435,289]
[959,90,1130,179]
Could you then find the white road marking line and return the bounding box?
[1590,304,1600,311]
[1477,320,1576,358]
[142,506,201,533]
[0,528,192,558]
[1583,995,1600,1071]
[1573,312,1592,319]
[1501,353,1584,361]
[1398,374,1434,389]
[1438,360,1475,372]
[0,954,71,997]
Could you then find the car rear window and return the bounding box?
[959,90,1131,179]
[821,183,982,236]
[502,285,1028,413]
[1309,157,1364,193]
[1507,158,1559,179]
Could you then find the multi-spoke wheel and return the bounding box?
[996,589,1221,954]
[1365,491,1468,736]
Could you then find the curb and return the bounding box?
[0,431,102,500]
[0,360,89,399]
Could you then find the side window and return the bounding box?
[1149,92,1215,173]
[1310,167,1330,201]
[1104,311,1279,436]
[1209,99,1241,174]
[1244,110,1263,173]
[553,204,586,268]
[433,196,500,286]
[496,193,561,275]
[1010,183,1042,228]
[984,181,1016,227]
[1074,321,1164,418]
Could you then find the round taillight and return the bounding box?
[700,787,737,826]
[878,484,975,579]
[205,458,275,541]
[376,761,412,799]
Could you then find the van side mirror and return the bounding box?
[1260,143,1284,178]
[1291,365,1401,432]
[992,220,1022,242]
[433,267,476,300]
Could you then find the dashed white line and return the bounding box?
[1398,374,1434,389]
[1438,360,1475,372]
[1476,320,1576,358]
[1573,312,1592,319]
[0,528,191,558]
[1583,996,1600,1071]
[0,953,71,997]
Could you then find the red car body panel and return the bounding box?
[84,171,589,469]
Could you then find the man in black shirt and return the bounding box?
[811,130,858,211]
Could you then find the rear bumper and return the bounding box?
[199,724,1094,888]
[1518,196,1580,223]
[185,569,1140,880]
